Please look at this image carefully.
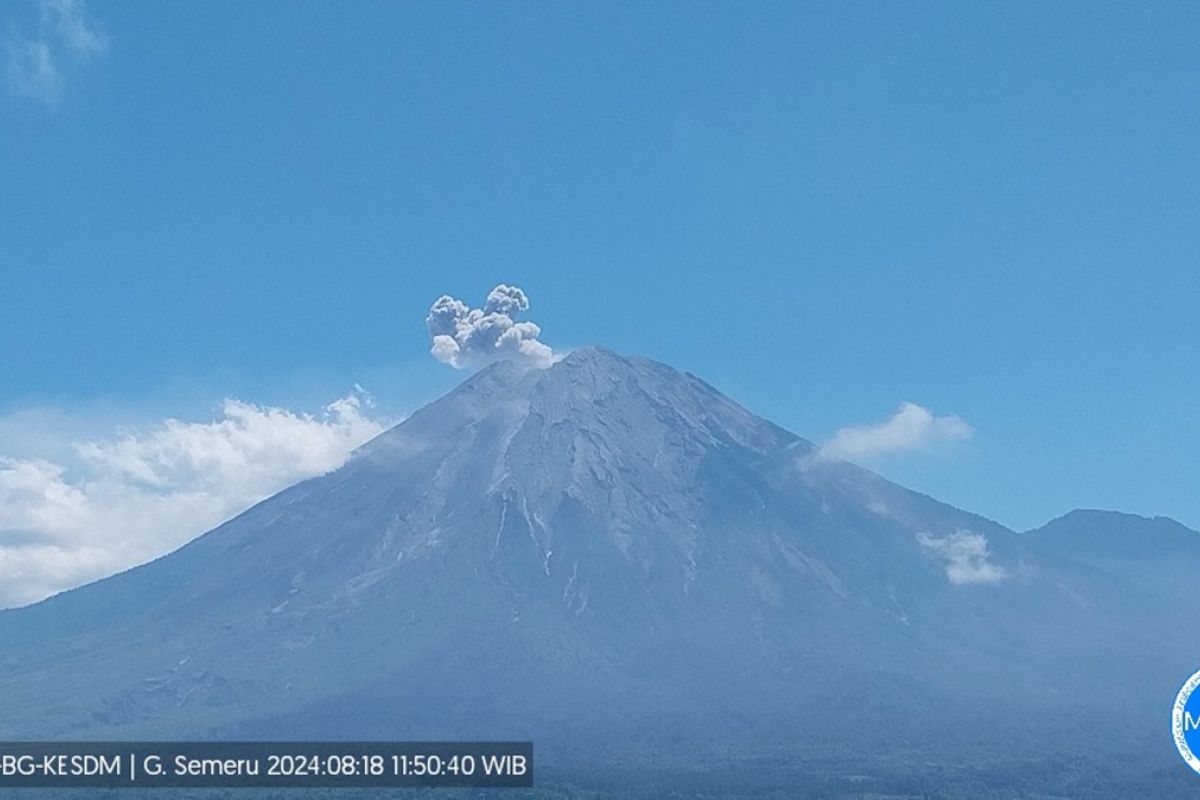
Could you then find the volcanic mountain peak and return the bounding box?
[356,348,795,575]
[372,345,802,460]
[1,345,1196,773]
[352,347,807,538]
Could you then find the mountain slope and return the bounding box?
[0,348,1196,771]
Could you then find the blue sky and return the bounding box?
[2,0,1199,552]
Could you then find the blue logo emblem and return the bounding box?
[1173,669,1200,774]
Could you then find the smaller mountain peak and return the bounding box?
[1056,510,1147,527]
[1058,508,1147,524]
[1051,508,1192,530]
[1027,508,1198,553]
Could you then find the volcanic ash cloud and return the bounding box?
[426,284,553,369]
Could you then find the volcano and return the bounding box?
[2,348,1197,791]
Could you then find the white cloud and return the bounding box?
[5,38,60,100]
[818,402,972,461]
[6,0,107,103]
[916,530,1008,586]
[0,390,389,608]
[426,284,554,369]
[42,0,106,57]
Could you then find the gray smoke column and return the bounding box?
[426,284,554,368]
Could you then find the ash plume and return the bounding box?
[426,284,553,368]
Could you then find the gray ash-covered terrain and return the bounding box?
[2,347,1198,796]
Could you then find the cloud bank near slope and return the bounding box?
[819,402,972,461]
[0,391,388,608]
